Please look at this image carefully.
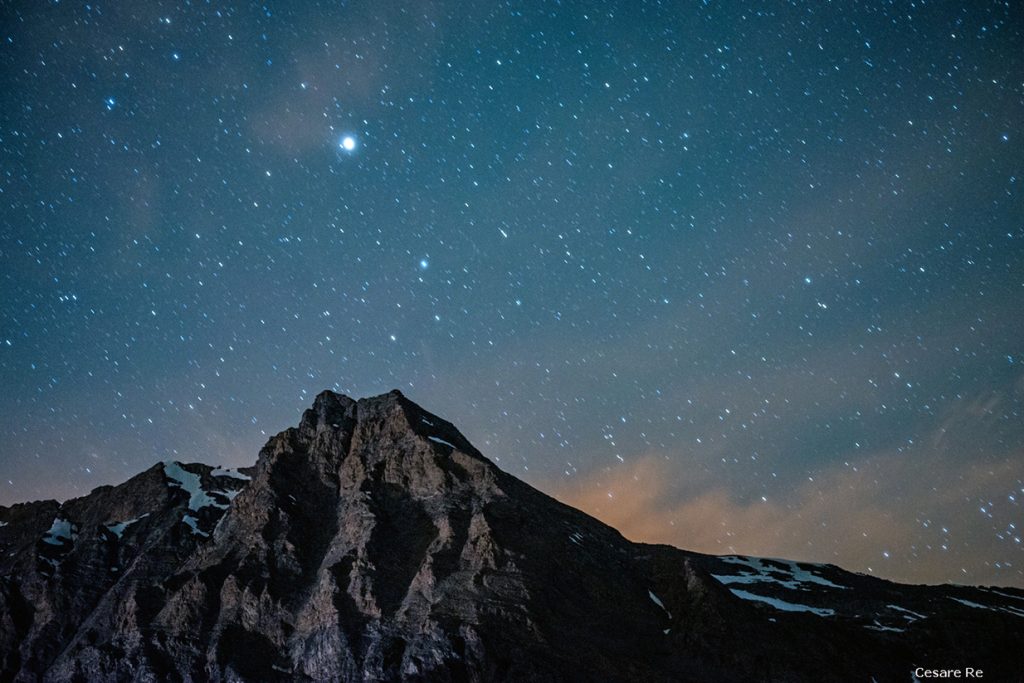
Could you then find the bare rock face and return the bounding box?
[1,390,1022,682]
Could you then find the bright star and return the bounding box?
[340,135,357,152]
[419,259,429,269]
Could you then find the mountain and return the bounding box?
[1,390,1022,682]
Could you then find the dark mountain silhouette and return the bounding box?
[1,390,1021,681]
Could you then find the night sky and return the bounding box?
[2,2,1022,587]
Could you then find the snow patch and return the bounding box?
[950,596,1024,619]
[886,604,927,621]
[211,467,251,481]
[950,597,988,610]
[42,517,76,546]
[782,561,847,589]
[982,588,1024,604]
[163,462,221,511]
[1004,604,1024,618]
[104,513,150,539]
[182,514,210,537]
[715,555,847,591]
[727,588,835,617]
[865,621,905,633]
[163,462,244,535]
[649,590,672,619]
[428,436,457,450]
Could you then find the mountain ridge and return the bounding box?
[1,389,1022,682]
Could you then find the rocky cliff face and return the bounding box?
[1,390,1022,682]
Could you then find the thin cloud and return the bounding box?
[549,413,1023,587]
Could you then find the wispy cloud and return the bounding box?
[549,392,1023,587]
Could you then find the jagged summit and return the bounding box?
[1,391,1022,681]
[294,389,479,464]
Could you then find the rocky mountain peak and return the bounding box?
[286,389,479,471]
[1,391,1022,682]
[298,389,359,436]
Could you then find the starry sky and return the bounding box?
[1,1,1022,587]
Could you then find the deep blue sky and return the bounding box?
[1,1,1021,586]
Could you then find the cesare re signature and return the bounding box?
[914,668,984,679]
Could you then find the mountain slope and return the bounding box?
[1,390,1021,682]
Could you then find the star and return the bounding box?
[340,135,357,152]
